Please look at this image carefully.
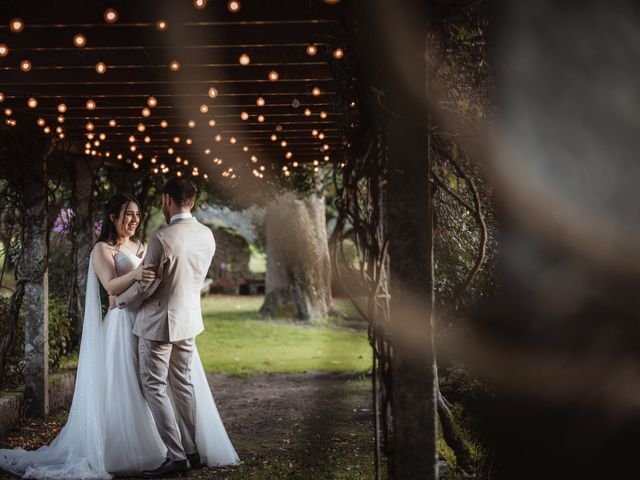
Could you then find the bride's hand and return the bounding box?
[132,264,156,282]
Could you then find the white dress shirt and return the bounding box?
[170,212,193,223]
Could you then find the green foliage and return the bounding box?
[1,297,74,387]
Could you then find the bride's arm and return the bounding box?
[92,242,155,296]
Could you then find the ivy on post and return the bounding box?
[21,148,50,418]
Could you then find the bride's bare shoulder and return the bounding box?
[92,242,117,262]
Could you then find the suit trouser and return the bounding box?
[138,337,198,461]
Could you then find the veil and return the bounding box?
[0,251,111,479]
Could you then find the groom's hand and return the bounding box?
[108,294,117,310]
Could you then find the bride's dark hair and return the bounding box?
[96,193,141,246]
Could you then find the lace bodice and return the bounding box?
[114,249,142,277]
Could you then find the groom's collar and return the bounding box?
[169,212,193,224]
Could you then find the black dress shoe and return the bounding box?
[187,452,204,469]
[141,458,191,478]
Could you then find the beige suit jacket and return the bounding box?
[116,217,215,342]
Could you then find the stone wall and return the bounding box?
[0,370,76,439]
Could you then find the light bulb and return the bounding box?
[0,44,8,57]
[227,0,240,12]
[306,45,317,56]
[333,48,344,59]
[160,120,168,128]
[257,115,265,123]
[86,99,96,110]
[256,97,265,106]
[104,8,118,23]
[10,19,24,33]
[147,96,157,107]
[109,119,117,127]
[268,70,279,81]
[20,60,31,71]
[73,34,87,47]
[137,123,145,132]
[199,104,208,113]
[312,87,321,96]
[240,111,249,121]
[156,20,168,31]
[188,120,196,128]
[239,53,250,66]
[208,119,216,127]
[27,97,37,108]
[170,60,180,71]
[142,107,151,117]
[194,0,207,9]
[95,62,107,74]
[208,86,218,98]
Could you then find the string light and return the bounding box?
[144,136,151,143]
[156,20,168,31]
[37,118,45,127]
[109,119,117,127]
[215,134,222,142]
[268,70,279,81]
[129,135,136,143]
[320,111,328,119]
[199,104,208,113]
[86,99,96,110]
[130,145,136,152]
[147,96,158,107]
[312,129,318,136]
[256,97,265,106]
[44,126,51,134]
[318,132,325,139]
[56,126,63,133]
[208,87,218,98]
[280,140,287,147]
[227,1,240,12]
[86,122,94,131]
[257,115,265,123]
[270,134,277,141]
[4,108,12,116]
[10,19,24,33]
[312,87,321,96]
[243,145,249,152]
[27,98,37,108]
[99,133,106,140]
[57,115,64,123]
[142,107,151,117]
[188,120,196,128]
[240,112,249,121]
[285,151,293,159]
[168,147,174,154]
[324,155,330,161]
[186,138,193,145]
[173,136,180,143]
[137,123,145,132]
[73,34,87,47]
[239,54,250,66]
[292,161,299,167]
[95,62,107,74]
[170,60,180,71]
[208,119,216,127]
[194,0,207,9]
[104,8,118,23]
[229,136,237,144]
[0,45,8,57]
[20,60,31,72]
[304,108,311,116]
[333,48,344,59]
[306,45,317,56]
[160,120,168,128]
[57,103,67,113]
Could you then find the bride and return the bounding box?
[0,193,239,478]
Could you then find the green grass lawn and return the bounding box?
[196,295,372,375]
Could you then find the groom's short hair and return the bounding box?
[164,177,197,207]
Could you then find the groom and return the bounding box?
[115,177,215,477]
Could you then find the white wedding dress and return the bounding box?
[0,249,239,478]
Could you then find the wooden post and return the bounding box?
[364,0,438,478]
[22,151,49,418]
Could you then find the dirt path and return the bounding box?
[1,373,375,479]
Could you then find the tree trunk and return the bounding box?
[259,187,335,320]
[21,151,49,418]
[70,157,96,345]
